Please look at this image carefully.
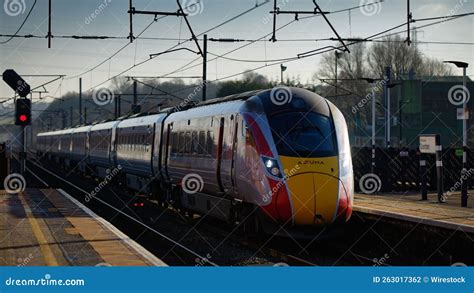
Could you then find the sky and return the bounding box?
[0,0,473,105]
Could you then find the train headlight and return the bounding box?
[270,167,280,177]
[265,159,274,168]
[262,157,282,178]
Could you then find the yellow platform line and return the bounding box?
[18,191,59,266]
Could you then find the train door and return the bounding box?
[152,122,160,178]
[230,114,239,188]
[218,115,237,193]
[163,122,172,181]
[216,118,225,192]
[110,126,117,166]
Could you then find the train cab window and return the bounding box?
[269,112,336,157]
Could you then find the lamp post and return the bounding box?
[387,82,402,148]
[444,60,469,207]
[360,77,378,173]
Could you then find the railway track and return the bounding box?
[23,153,333,266]
[23,154,298,266]
[22,153,457,266]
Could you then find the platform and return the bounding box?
[0,188,166,266]
[353,191,474,234]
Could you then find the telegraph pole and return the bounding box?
[202,34,207,102]
[132,80,140,114]
[47,0,52,48]
[443,60,469,206]
[462,65,468,207]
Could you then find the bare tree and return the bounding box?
[367,35,452,78]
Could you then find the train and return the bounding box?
[36,87,354,235]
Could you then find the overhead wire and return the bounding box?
[0,0,38,44]
[83,1,271,92]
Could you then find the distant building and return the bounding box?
[351,75,474,148]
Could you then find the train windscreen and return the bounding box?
[269,112,336,157]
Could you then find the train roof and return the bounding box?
[71,125,93,133]
[117,113,166,129]
[166,99,245,121]
[37,129,71,136]
[89,120,121,132]
[197,89,264,107]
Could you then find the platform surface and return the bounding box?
[354,191,474,234]
[0,188,166,266]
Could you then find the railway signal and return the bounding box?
[2,69,31,97]
[15,99,32,126]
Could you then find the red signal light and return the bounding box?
[19,114,27,122]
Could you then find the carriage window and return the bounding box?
[185,131,191,154]
[178,132,185,154]
[198,131,205,155]
[206,131,213,156]
[191,131,199,155]
[170,132,177,154]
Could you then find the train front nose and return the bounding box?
[280,157,341,226]
[286,173,340,226]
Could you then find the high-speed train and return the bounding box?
[37,87,353,234]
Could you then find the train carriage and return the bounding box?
[116,114,166,193]
[69,125,93,172]
[88,121,120,178]
[36,87,353,235]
